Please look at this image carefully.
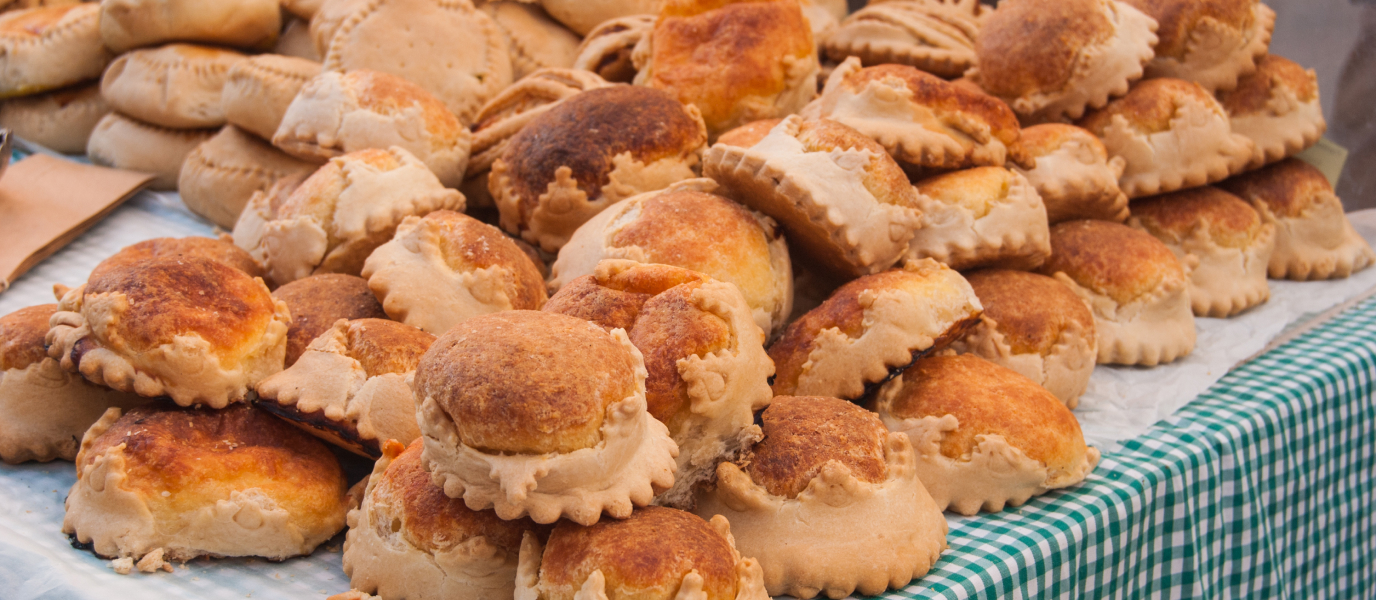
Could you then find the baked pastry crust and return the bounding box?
[544,260,773,509]
[322,0,512,124]
[221,54,322,142]
[715,118,783,149]
[415,311,678,525]
[490,85,708,252]
[233,146,466,287]
[823,0,985,79]
[85,112,215,191]
[971,0,1157,123]
[703,116,922,279]
[539,0,659,36]
[274,69,471,188]
[1130,186,1274,317]
[1219,158,1376,281]
[271,273,387,367]
[1122,0,1274,93]
[274,16,319,61]
[572,14,654,84]
[873,354,1100,515]
[99,43,245,129]
[907,166,1051,271]
[948,269,1097,408]
[1014,123,1129,224]
[0,4,110,99]
[0,82,109,154]
[62,404,349,561]
[694,396,947,599]
[362,210,548,335]
[482,1,581,80]
[1039,220,1196,366]
[98,0,282,53]
[179,125,317,229]
[549,180,793,336]
[309,0,367,59]
[768,258,983,400]
[1078,77,1253,198]
[90,235,265,282]
[1217,54,1326,170]
[282,0,322,20]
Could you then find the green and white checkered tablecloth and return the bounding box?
[891,297,1376,599]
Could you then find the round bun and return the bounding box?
[908,166,1051,271]
[0,82,109,154]
[90,235,264,285]
[271,273,386,367]
[0,4,110,99]
[1217,54,1326,169]
[85,112,214,190]
[178,125,316,229]
[99,43,246,129]
[221,53,322,141]
[747,396,887,499]
[63,403,348,561]
[572,14,654,83]
[1014,123,1129,224]
[1122,0,1273,92]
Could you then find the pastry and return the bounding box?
[694,395,946,599]
[0,4,110,99]
[823,0,984,79]
[221,54,322,142]
[1013,123,1130,224]
[1217,54,1326,170]
[715,118,783,149]
[362,210,548,335]
[63,403,349,562]
[0,82,109,154]
[544,260,774,508]
[549,180,793,336]
[89,235,265,283]
[99,43,246,129]
[798,0,847,40]
[1130,186,1274,317]
[47,256,290,407]
[1219,158,1376,281]
[1121,0,1274,93]
[489,85,707,252]
[970,0,1157,123]
[343,440,546,600]
[321,0,512,124]
[232,146,466,287]
[414,310,678,525]
[1038,219,1195,365]
[1077,77,1253,198]
[309,0,367,59]
[98,0,282,53]
[515,505,767,600]
[283,0,323,20]
[704,116,922,279]
[274,17,320,61]
[178,125,317,229]
[948,269,1098,408]
[873,354,1100,514]
[0,0,80,12]
[768,258,982,400]
[271,273,387,367]
[636,0,819,138]
[540,0,659,36]
[907,166,1051,271]
[482,1,581,80]
[0,304,147,464]
[257,318,434,457]
[814,58,1030,177]
[572,14,654,84]
[85,112,215,190]
[274,69,471,188]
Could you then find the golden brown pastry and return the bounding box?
[768,259,982,400]
[89,235,265,282]
[221,54,322,142]
[1121,0,1274,93]
[515,505,767,600]
[98,0,282,53]
[873,354,1099,514]
[414,310,678,525]
[0,4,110,99]
[823,0,984,79]
[1014,124,1130,224]
[344,440,546,600]
[814,59,1030,176]
[715,118,783,149]
[0,82,109,154]
[948,269,1097,407]
[362,210,548,335]
[0,0,80,13]
[98,43,245,129]
[271,273,387,367]
[63,403,349,562]
[540,0,659,36]
[1217,54,1326,170]
[179,125,317,229]
[232,146,466,287]
[256,318,434,457]
[282,0,322,20]
[0,304,147,464]
[482,1,581,80]
[703,116,922,279]
[85,112,215,191]
[1219,159,1376,281]
[636,0,818,138]
[320,0,512,124]
[572,14,654,84]
[274,17,319,61]
[273,69,471,188]
[694,395,946,599]
[549,180,793,336]
[907,166,1051,271]
[1038,219,1195,365]
[544,261,773,508]
[490,85,708,252]
[47,256,290,407]
[1077,78,1253,198]
[1130,186,1274,317]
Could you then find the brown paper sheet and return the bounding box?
[0,155,152,292]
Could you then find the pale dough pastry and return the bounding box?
[178,125,317,229]
[823,0,985,79]
[98,0,282,53]
[85,112,215,191]
[221,53,322,142]
[0,4,110,98]
[0,82,109,153]
[1014,123,1129,224]
[1122,0,1274,93]
[99,43,246,129]
[1217,54,1326,170]
[907,166,1051,272]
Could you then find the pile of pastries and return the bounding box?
[1,0,1372,596]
